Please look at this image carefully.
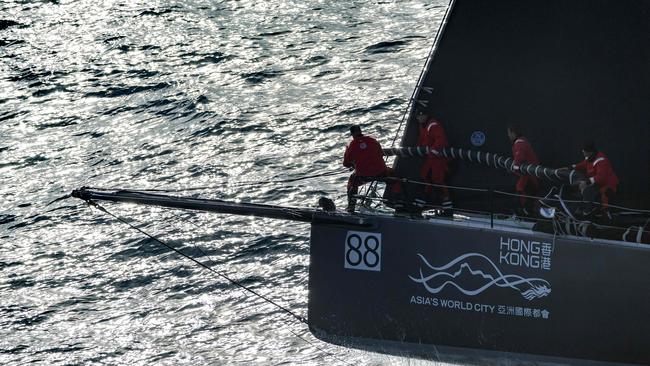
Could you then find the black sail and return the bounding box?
[390,0,650,212]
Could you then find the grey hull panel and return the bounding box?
[307,215,650,365]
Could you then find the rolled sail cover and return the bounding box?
[383,146,586,185]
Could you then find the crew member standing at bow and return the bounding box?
[416,111,452,212]
[343,125,389,213]
[568,141,619,217]
[507,124,540,216]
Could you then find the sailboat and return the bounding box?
[71,0,650,365]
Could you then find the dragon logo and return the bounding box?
[409,253,551,300]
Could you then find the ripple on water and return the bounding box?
[35,116,79,130]
[0,344,30,354]
[241,70,284,84]
[13,309,55,327]
[0,214,17,225]
[0,39,25,47]
[258,30,292,37]
[364,39,411,54]
[338,97,404,116]
[83,82,170,98]
[0,20,21,30]
[71,131,106,138]
[112,275,158,292]
[108,238,171,262]
[138,7,181,17]
[181,51,234,65]
[8,69,66,83]
[1,1,446,364]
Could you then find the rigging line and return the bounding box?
[357,191,649,234]
[372,176,650,215]
[227,169,349,188]
[358,193,648,234]
[597,202,650,214]
[350,172,650,218]
[385,53,426,149]
[389,1,453,148]
[84,199,308,325]
[166,211,217,264]
[392,177,490,193]
[86,201,356,366]
[87,169,349,193]
[493,188,650,214]
[355,194,542,221]
[163,211,356,366]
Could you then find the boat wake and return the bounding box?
[409,253,551,300]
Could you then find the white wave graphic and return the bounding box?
[409,253,551,300]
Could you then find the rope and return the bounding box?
[166,211,216,263]
[383,146,585,185]
[366,4,455,208]
[353,176,650,237]
[366,4,454,206]
[83,200,356,366]
[389,1,454,148]
[87,169,348,194]
[87,200,307,323]
[356,192,649,241]
[361,173,650,214]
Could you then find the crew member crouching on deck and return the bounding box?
[343,125,399,213]
[567,141,619,217]
[507,124,540,216]
[416,111,452,213]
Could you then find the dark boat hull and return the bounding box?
[307,216,650,365]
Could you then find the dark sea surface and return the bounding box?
[1,1,450,365]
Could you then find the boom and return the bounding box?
[71,187,372,227]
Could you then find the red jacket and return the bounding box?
[417,119,448,156]
[573,152,619,192]
[343,135,387,177]
[511,136,539,171]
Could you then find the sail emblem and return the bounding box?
[470,131,486,146]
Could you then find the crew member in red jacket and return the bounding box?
[507,124,540,216]
[569,141,619,215]
[416,111,452,211]
[343,125,389,213]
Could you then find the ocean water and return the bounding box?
[1,1,451,365]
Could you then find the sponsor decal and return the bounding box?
[408,236,553,320]
[409,253,551,300]
[499,237,553,270]
[408,295,550,319]
[470,131,486,146]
